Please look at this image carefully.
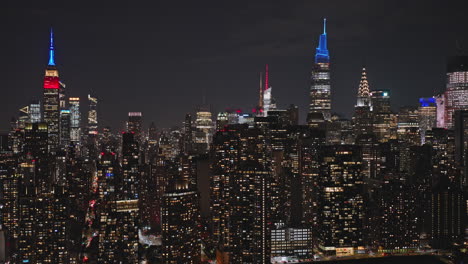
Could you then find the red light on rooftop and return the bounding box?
[100,152,105,156]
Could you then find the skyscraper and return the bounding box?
[43,29,60,153]
[442,56,468,128]
[317,145,365,256]
[418,97,437,145]
[59,109,71,147]
[87,94,98,135]
[161,180,200,263]
[371,90,393,142]
[194,106,213,154]
[454,110,468,186]
[263,64,276,115]
[308,18,331,126]
[69,97,81,144]
[127,112,143,143]
[86,94,98,159]
[353,67,373,136]
[211,125,272,263]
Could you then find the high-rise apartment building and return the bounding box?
[211,124,272,263]
[161,180,200,263]
[317,145,365,256]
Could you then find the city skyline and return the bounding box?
[2,1,468,130]
[1,3,468,264]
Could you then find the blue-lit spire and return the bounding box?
[315,18,329,63]
[48,28,55,66]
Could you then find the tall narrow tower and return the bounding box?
[308,19,331,126]
[43,28,60,153]
[263,64,275,115]
[353,67,373,136]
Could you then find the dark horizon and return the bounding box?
[1,1,468,131]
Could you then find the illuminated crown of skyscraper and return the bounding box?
[358,67,370,97]
[48,28,55,66]
[315,18,329,63]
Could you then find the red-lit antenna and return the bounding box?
[265,64,269,90]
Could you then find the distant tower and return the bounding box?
[442,56,468,128]
[257,72,264,115]
[353,67,373,136]
[194,106,213,154]
[43,28,60,153]
[87,94,98,135]
[183,113,193,154]
[127,112,143,143]
[308,18,331,126]
[418,97,437,145]
[86,94,98,159]
[262,64,276,115]
[356,67,371,107]
[69,97,81,143]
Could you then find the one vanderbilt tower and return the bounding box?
[308,18,331,127]
[43,29,61,153]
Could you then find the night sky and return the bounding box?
[1,1,468,131]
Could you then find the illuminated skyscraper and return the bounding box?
[454,110,468,186]
[97,143,139,263]
[418,97,437,145]
[353,67,373,136]
[317,145,365,256]
[59,109,71,147]
[43,29,60,153]
[87,94,98,135]
[183,113,193,153]
[161,180,200,263]
[194,106,213,154]
[263,64,276,115]
[308,18,331,126]
[371,90,393,142]
[69,97,81,143]
[211,125,272,263]
[127,112,143,143]
[86,94,98,159]
[442,56,468,128]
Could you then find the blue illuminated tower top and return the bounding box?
[315,18,329,63]
[48,28,55,66]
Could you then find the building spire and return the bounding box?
[323,18,327,34]
[356,67,371,108]
[258,72,264,109]
[315,18,329,63]
[265,64,269,90]
[358,67,370,97]
[48,28,55,66]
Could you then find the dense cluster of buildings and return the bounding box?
[0,19,467,263]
